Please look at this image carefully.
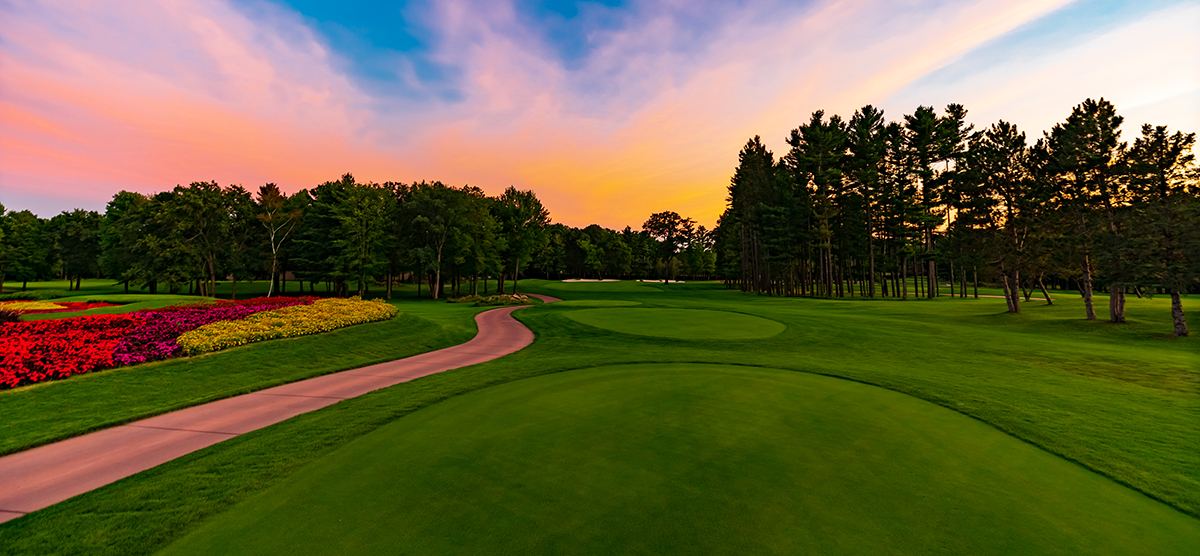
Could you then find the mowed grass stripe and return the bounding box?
[160,364,1200,556]
[564,307,787,339]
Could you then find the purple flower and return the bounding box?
[112,299,311,365]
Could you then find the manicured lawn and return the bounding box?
[18,295,206,321]
[542,280,663,293]
[0,280,1195,554]
[159,364,1200,555]
[563,307,787,339]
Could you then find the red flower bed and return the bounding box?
[20,301,120,314]
[0,314,144,388]
[0,296,318,389]
[150,296,311,312]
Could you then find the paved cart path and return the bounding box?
[0,295,560,524]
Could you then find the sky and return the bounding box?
[1,0,1197,229]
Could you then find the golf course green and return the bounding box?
[160,363,1199,555]
[564,307,787,339]
[1,279,1196,555]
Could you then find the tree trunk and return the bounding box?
[1000,272,1013,312]
[1080,254,1096,320]
[1109,285,1126,324]
[433,252,443,300]
[901,258,908,300]
[512,255,520,294]
[928,260,936,299]
[868,236,876,298]
[1171,291,1188,337]
[267,258,277,297]
[973,268,978,299]
[1038,274,1053,305]
[949,260,955,297]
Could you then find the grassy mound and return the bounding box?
[564,308,786,339]
[159,363,1200,555]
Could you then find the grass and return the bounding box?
[17,295,208,321]
[0,279,1196,554]
[0,286,485,456]
[564,307,787,339]
[158,364,1200,555]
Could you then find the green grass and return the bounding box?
[0,295,485,456]
[552,299,643,307]
[564,307,787,339]
[543,280,665,292]
[17,295,208,321]
[159,363,1200,555]
[0,280,1196,554]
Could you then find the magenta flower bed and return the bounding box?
[3,296,318,389]
[112,298,313,365]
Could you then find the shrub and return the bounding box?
[446,295,483,304]
[473,294,532,307]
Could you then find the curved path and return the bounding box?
[0,294,560,524]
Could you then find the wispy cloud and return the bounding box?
[1,0,1192,227]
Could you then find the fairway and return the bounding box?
[160,363,1199,556]
[544,280,663,293]
[564,307,786,339]
[552,299,642,307]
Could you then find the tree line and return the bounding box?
[2,97,1193,335]
[717,98,1198,336]
[0,175,714,301]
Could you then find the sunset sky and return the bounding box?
[1,0,1197,228]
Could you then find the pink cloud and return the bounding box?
[10,0,1184,231]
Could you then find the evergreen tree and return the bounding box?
[1126,124,1198,335]
[1044,98,1127,321]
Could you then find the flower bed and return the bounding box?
[0,296,349,389]
[112,297,314,365]
[177,298,398,356]
[0,300,120,314]
[0,314,144,388]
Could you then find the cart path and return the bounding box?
[0,294,561,524]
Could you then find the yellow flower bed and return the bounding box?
[177,297,399,356]
[0,301,66,312]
